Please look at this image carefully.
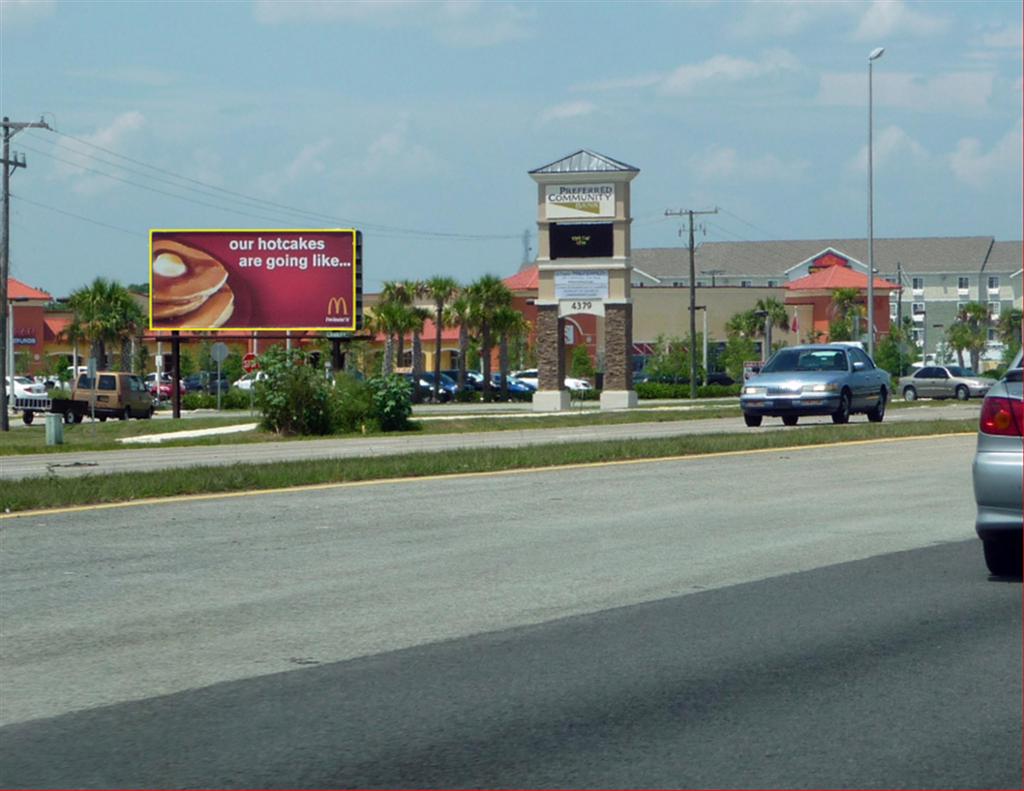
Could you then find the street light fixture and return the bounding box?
[867,46,885,358]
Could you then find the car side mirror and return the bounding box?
[852,361,865,371]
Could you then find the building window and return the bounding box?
[989,301,1001,320]
[958,277,970,294]
[912,302,926,321]
[988,328,998,342]
[767,280,778,287]
[957,301,967,313]
[913,328,924,345]
[988,275,1000,293]
[912,276,924,293]
[740,280,752,288]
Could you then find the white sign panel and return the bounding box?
[554,270,609,300]
[545,183,615,220]
[559,299,605,318]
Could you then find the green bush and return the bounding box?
[331,373,376,433]
[182,393,214,410]
[635,382,741,399]
[368,374,413,432]
[254,347,334,435]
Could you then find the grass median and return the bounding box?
[0,418,974,514]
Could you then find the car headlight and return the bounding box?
[743,386,766,395]
[803,382,839,393]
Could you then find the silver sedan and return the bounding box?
[973,351,1023,577]
[901,365,995,401]
[740,344,890,427]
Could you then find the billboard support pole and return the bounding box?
[171,330,181,419]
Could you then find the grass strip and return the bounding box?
[0,419,974,514]
[0,398,955,455]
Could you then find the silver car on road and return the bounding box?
[740,344,890,427]
[973,350,1023,577]
[901,365,995,401]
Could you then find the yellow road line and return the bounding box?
[1,432,974,521]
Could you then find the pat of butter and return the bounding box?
[153,253,187,278]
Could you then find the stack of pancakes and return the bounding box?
[151,240,234,328]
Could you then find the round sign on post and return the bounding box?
[211,342,229,364]
[242,353,259,374]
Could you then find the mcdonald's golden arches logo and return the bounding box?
[326,296,349,316]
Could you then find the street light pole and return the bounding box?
[867,47,885,359]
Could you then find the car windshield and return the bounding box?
[761,349,847,373]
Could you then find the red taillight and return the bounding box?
[979,397,1024,436]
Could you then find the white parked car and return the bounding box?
[234,371,266,391]
[5,376,47,400]
[513,369,592,392]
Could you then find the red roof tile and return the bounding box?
[504,265,539,292]
[44,317,70,341]
[8,278,51,300]
[785,266,900,291]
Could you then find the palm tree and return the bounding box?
[492,306,528,401]
[368,300,407,375]
[380,280,418,366]
[829,288,864,341]
[423,276,460,401]
[408,305,430,401]
[444,293,473,392]
[947,302,990,371]
[467,275,512,401]
[66,278,143,371]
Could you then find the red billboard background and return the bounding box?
[149,229,358,331]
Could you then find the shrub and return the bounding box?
[254,347,335,435]
[331,373,376,433]
[368,374,413,431]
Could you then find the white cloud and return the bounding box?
[0,0,55,30]
[948,120,1023,190]
[730,0,851,39]
[53,112,146,195]
[847,125,928,174]
[253,0,529,46]
[538,100,597,125]
[978,24,1024,49]
[853,0,950,40]
[690,146,809,183]
[363,117,444,178]
[660,50,799,95]
[818,71,995,112]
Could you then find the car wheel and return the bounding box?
[831,391,851,424]
[63,409,75,424]
[22,411,34,425]
[73,413,84,424]
[867,389,887,423]
[903,386,917,402]
[743,413,762,427]
[119,409,129,420]
[955,385,969,401]
[145,406,154,419]
[782,415,799,426]
[983,537,1022,578]
[98,415,107,422]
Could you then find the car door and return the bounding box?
[848,348,879,408]
[914,367,938,397]
[932,367,952,398]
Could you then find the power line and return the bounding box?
[11,192,138,235]
[27,128,520,241]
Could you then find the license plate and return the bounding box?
[748,400,773,408]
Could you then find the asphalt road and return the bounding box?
[0,401,978,480]
[1,434,1019,788]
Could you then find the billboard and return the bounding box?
[149,229,361,331]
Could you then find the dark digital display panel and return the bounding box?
[550,222,613,259]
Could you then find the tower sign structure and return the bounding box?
[528,150,639,411]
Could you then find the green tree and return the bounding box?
[720,335,758,381]
[493,305,529,400]
[444,293,474,392]
[423,276,460,401]
[570,343,596,380]
[66,278,144,370]
[828,287,863,342]
[645,334,696,382]
[996,307,1023,365]
[467,275,512,401]
[873,316,918,378]
[946,302,990,371]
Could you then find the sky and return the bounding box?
[2,0,1021,299]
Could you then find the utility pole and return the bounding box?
[665,207,718,400]
[2,116,51,432]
